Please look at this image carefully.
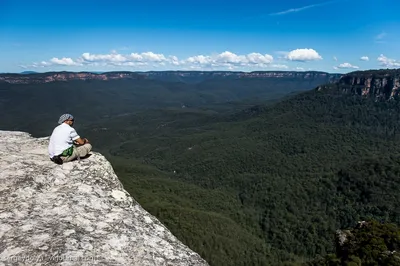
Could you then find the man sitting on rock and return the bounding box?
[48,114,92,164]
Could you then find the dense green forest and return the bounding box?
[95,89,400,265]
[1,71,400,265]
[308,220,400,265]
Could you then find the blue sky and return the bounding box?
[1,0,399,73]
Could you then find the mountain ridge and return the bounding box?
[0,70,343,84]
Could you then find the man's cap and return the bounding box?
[58,114,74,124]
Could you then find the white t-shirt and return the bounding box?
[48,123,80,157]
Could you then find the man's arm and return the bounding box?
[70,128,89,145]
[74,137,89,145]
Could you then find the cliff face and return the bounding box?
[0,131,208,266]
[0,71,342,84]
[240,71,341,80]
[0,72,143,84]
[317,69,400,101]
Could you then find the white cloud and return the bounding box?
[186,55,212,65]
[295,67,305,71]
[82,53,127,63]
[246,53,274,64]
[140,52,167,62]
[120,62,149,67]
[216,51,247,64]
[375,32,386,40]
[80,52,168,64]
[185,51,274,68]
[25,50,282,70]
[169,55,180,66]
[271,64,289,69]
[377,54,400,68]
[375,32,387,43]
[360,56,369,61]
[50,57,77,66]
[286,48,323,62]
[333,56,338,61]
[268,0,339,16]
[336,62,359,69]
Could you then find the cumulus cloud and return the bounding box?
[40,61,51,66]
[247,53,274,64]
[377,54,400,68]
[50,57,77,66]
[336,62,359,69]
[186,55,211,65]
[140,52,167,62]
[80,52,168,64]
[81,52,127,63]
[216,51,247,64]
[169,55,180,66]
[185,51,274,67]
[25,50,281,70]
[360,56,369,61]
[286,48,323,62]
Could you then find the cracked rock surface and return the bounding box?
[0,131,208,266]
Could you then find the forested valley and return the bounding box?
[1,70,400,265]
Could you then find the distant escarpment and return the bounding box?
[0,72,144,84]
[142,70,342,82]
[0,71,342,84]
[317,69,400,101]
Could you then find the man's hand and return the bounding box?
[74,138,90,145]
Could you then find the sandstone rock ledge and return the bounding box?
[0,131,208,266]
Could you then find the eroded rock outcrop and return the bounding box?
[0,131,208,266]
[316,69,400,101]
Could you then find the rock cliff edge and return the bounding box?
[0,131,208,266]
[316,69,400,101]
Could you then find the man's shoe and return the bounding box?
[51,156,63,165]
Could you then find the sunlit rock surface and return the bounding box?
[0,131,208,266]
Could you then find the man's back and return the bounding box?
[48,123,79,158]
